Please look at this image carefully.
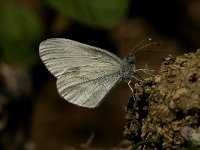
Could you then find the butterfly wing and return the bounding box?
[39,38,122,77]
[39,38,122,108]
[56,69,121,108]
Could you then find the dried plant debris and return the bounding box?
[181,126,200,146]
[124,49,200,150]
[63,139,132,150]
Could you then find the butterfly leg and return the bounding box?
[135,68,155,75]
[128,80,134,94]
[132,75,142,82]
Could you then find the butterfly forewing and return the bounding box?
[39,38,123,108]
[39,38,122,77]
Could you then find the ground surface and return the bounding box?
[124,49,200,149]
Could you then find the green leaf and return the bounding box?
[0,4,43,68]
[44,0,130,29]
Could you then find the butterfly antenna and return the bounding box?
[130,38,159,54]
[134,42,159,53]
[130,38,152,53]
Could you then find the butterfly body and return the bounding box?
[39,38,136,108]
[122,55,136,83]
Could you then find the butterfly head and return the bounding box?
[121,38,158,82]
[126,53,136,64]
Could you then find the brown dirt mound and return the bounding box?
[124,49,200,149]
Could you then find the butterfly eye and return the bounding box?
[126,54,135,64]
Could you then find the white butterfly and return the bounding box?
[39,38,152,108]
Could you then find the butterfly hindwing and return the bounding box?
[56,68,121,108]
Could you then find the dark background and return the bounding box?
[0,0,199,149]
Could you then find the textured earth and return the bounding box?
[124,49,200,150]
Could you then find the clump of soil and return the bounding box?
[124,49,200,149]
